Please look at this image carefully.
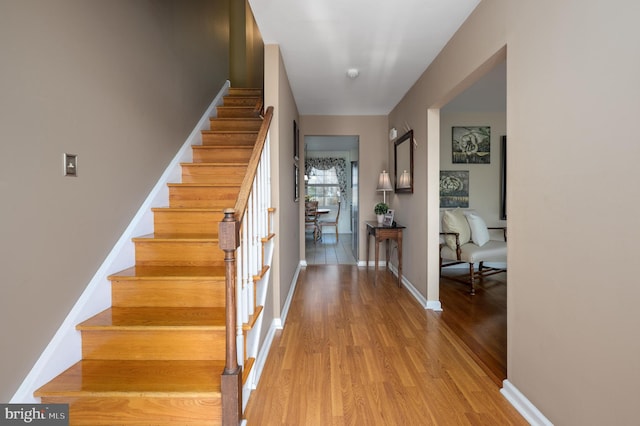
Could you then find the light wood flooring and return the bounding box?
[244,265,523,425]
[439,269,508,386]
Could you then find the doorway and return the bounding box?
[438,60,507,384]
[304,135,359,265]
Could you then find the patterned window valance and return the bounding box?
[305,157,347,200]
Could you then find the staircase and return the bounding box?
[35,88,273,425]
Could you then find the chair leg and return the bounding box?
[469,263,476,295]
[335,226,339,242]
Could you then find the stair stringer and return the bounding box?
[10,80,231,404]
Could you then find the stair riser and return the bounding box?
[81,330,225,360]
[39,396,221,425]
[153,210,224,235]
[209,119,262,131]
[181,165,247,185]
[201,132,257,146]
[168,185,239,209]
[111,280,225,308]
[223,96,261,107]
[228,88,262,97]
[135,241,223,267]
[192,147,253,163]
[216,107,259,118]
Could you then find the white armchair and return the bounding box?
[439,209,506,295]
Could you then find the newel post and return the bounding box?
[218,208,242,425]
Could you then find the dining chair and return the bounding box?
[319,201,341,242]
[304,201,320,242]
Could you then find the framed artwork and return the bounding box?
[383,209,395,227]
[293,120,299,160]
[440,170,469,208]
[452,126,490,164]
[294,163,299,202]
[500,135,507,220]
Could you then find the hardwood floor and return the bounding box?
[439,269,508,386]
[244,265,524,425]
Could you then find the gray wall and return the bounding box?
[439,111,506,226]
[264,44,300,328]
[0,0,230,402]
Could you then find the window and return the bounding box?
[306,166,340,206]
[304,157,347,205]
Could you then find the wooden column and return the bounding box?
[219,209,242,426]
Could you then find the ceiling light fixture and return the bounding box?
[346,68,359,79]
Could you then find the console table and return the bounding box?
[365,221,405,287]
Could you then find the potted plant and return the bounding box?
[374,202,389,224]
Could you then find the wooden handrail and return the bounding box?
[233,106,273,223]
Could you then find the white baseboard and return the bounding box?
[388,263,442,311]
[501,380,553,426]
[11,81,231,403]
[425,300,443,311]
[357,260,387,267]
[249,318,279,391]
[280,263,301,326]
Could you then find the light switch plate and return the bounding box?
[64,153,78,177]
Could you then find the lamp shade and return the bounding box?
[398,170,411,188]
[376,170,393,192]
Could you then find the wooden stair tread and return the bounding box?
[261,233,276,242]
[216,105,260,112]
[242,306,263,331]
[78,307,226,329]
[253,265,270,282]
[151,207,225,213]
[209,118,262,122]
[109,266,226,280]
[216,106,259,112]
[242,358,255,385]
[224,95,260,98]
[35,360,223,397]
[192,145,253,149]
[167,182,241,188]
[228,88,261,95]
[201,130,258,135]
[180,162,248,167]
[132,233,218,242]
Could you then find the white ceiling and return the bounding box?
[249,0,481,115]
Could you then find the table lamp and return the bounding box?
[376,170,393,204]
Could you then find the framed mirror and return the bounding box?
[394,129,414,193]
